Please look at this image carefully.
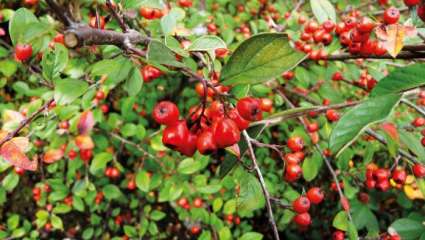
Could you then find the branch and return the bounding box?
[326,51,425,61]
[243,131,280,240]
[108,132,157,160]
[0,99,54,147]
[45,0,75,27]
[275,89,353,222]
[105,0,129,32]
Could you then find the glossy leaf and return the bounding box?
[54,78,88,105]
[188,35,227,52]
[42,44,69,81]
[370,64,425,97]
[329,94,401,157]
[389,218,425,240]
[221,33,305,85]
[147,40,185,68]
[8,8,38,45]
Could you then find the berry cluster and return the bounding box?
[153,96,271,157]
[292,187,324,228]
[283,136,305,182]
[139,7,164,20]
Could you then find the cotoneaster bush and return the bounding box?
[0,0,424,240]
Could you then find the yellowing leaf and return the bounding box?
[376,24,417,58]
[43,149,64,164]
[0,140,37,171]
[75,135,95,150]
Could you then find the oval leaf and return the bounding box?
[221,33,306,85]
[329,94,401,156]
[389,218,425,240]
[54,78,89,105]
[371,63,425,97]
[188,35,226,52]
[310,0,336,23]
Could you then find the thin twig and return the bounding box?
[109,132,156,160]
[0,99,54,147]
[106,0,129,32]
[243,131,280,240]
[401,98,425,117]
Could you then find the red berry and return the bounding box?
[178,0,192,7]
[284,152,304,165]
[14,166,25,175]
[68,149,77,160]
[375,168,390,181]
[197,129,217,155]
[141,65,162,82]
[292,196,310,213]
[44,222,52,232]
[322,20,335,32]
[95,90,105,100]
[282,71,294,80]
[53,33,65,44]
[287,136,304,152]
[100,104,109,113]
[404,0,420,7]
[293,212,311,226]
[413,163,425,178]
[215,48,229,58]
[236,97,263,121]
[412,117,425,127]
[326,109,340,122]
[32,187,41,196]
[127,179,136,190]
[15,44,33,62]
[212,118,241,148]
[228,109,250,131]
[418,4,425,22]
[193,198,203,208]
[207,23,217,33]
[365,179,376,189]
[162,120,189,151]
[59,121,69,130]
[285,164,302,182]
[332,231,345,240]
[376,180,390,191]
[259,98,273,112]
[178,198,188,207]
[306,187,324,204]
[307,122,319,133]
[332,72,344,81]
[357,17,375,33]
[392,168,407,184]
[304,21,319,33]
[153,101,180,126]
[80,149,93,162]
[190,225,201,235]
[383,7,400,24]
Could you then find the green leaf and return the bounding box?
[91,57,133,85]
[161,8,185,35]
[188,35,227,52]
[310,0,336,23]
[332,211,349,231]
[302,152,322,181]
[221,33,305,85]
[89,152,113,175]
[102,184,122,200]
[42,44,69,81]
[54,78,89,105]
[0,60,18,77]
[51,215,63,230]
[239,232,263,240]
[389,218,425,240]
[371,64,425,97]
[219,227,232,240]
[177,158,202,174]
[399,130,425,163]
[347,222,358,240]
[329,94,401,157]
[150,210,166,221]
[9,8,38,45]
[7,215,19,230]
[2,172,19,192]
[123,67,143,96]
[147,40,185,68]
[236,168,265,212]
[136,170,150,192]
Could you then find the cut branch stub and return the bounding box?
[63,27,148,48]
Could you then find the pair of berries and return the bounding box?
[139,7,163,20]
[292,187,324,227]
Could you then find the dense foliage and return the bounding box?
[0,0,424,239]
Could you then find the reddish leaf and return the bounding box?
[43,149,64,164]
[376,24,417,58]
[0,140,37,171]
[75,135,95,150]
[78,111,95,135]
[381,122,399,142]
